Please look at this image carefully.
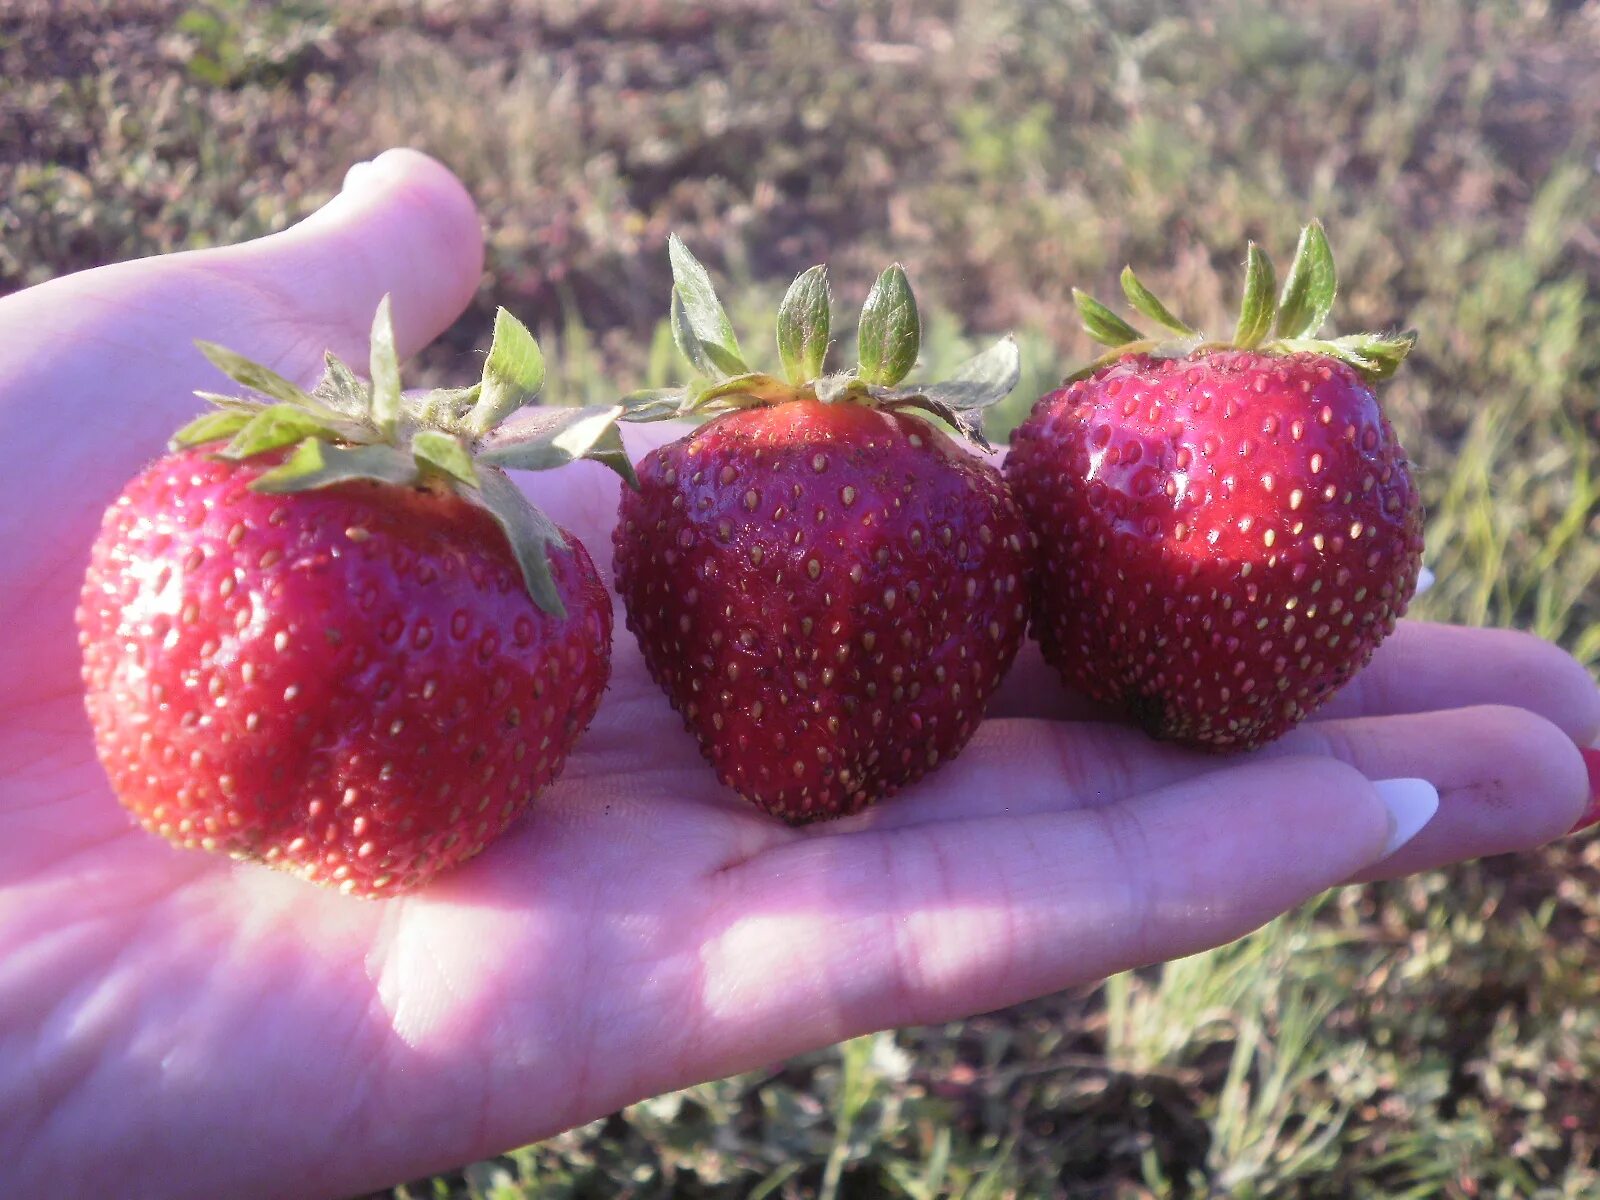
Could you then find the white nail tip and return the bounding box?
[1414,565,1436,597]
[1374,777,1439,856]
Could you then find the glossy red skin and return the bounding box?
[1005,351,1423,750]
[613,400,1031,822]
[78,447,611,895]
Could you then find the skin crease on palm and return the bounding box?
[0,150,1595,1199]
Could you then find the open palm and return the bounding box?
[2,152,1595,1200]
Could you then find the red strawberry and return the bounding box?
[1005,222,1424,750]
[613,240,1031,821]
[78,302,634,895]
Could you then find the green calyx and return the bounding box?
[173,298,636,618]
[1066,220,1417,385]
[624,235,1022,449]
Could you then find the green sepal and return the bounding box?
[170,408,255,449]
[218,403,351,461]
[415,383,482,427]
[668,235,748,379]
[193,391,269,412]
[1073,289,1144,347]
[929,334,1022,410]
[1279,331,1417,382]
[311,351,371,418]
[857,264,920,387]
[195,340,319,408]
[634,245,1014,452]
[776,265,831,384]
[411,429,480,487]
[1060,221,1411,387]
[1233,243,1277,349]
[1061,339,1164,384]
[814,374,871,404]
[873,335,1021,414]
[884,395,991,450]
[477,404,637,489]
[868,336,1021,451]
[250,438,420,493]
[468,307,546,435]
[367,295,402,438]
[1274,220,1337,339]
[690,372,797,408]
[617,388,689,422]
[469,467,569,618]
[669,289,712,378]
[1120,267,1198,338]
[1332,330,1416,380]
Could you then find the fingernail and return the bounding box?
[1570,747,1600,834]
[1413,565,1435,597]
[1374,777,1439,856]
[341,159,376,194]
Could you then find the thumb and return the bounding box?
[0,149,484,678]
[0,146,483,408]
[0,145,482,486]
[215,148,485,368]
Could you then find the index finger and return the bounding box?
[992,620,1600,745]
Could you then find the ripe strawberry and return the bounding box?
[613,240,1030,821]
[78,302,634,895]
[1005,222,1424,750]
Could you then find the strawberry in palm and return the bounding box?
[78,302,634,895]
[614,240,1031,821]
[1005,222,1424,750]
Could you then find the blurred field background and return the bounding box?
[5,0,1600,1195]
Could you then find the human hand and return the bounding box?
[2,150,1596,1199]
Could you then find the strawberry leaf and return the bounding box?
[411,429,480,487]
[477,404,637,488]
[469,307,546,435]
[368,295,402,439]
[1274,220,1337,340]
[1233,243,1277,349]
[469,467,568,618]
[1120,267,1198,338]
[1073,289,1143,347]
[250,438,420,493]
[219,403,351,461]
[668,235,748,378]
[170,408,254,449]
[857,264,920,386]
[776,265,831,384]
